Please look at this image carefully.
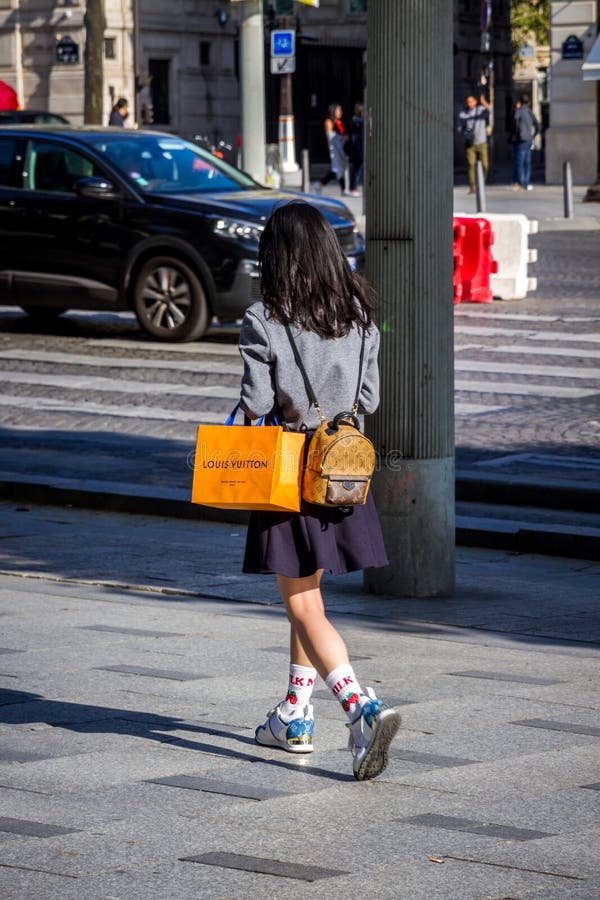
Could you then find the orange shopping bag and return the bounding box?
[191,406,304,512]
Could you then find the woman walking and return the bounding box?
[238,201,400,781]
[312,104,359,197]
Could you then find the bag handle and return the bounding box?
[226,403,279,427]
[284,323,366,420]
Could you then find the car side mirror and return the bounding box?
[74,176,118,200]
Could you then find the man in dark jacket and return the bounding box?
[513,94,540,191]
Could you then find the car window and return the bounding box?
[32,114,69,124]
[25,140,102,193]
[0,138,17,186]
[88,134,256,194]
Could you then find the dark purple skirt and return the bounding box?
[243,490,389,578]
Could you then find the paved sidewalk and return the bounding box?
[323,182,600,232]
[0,501,599,898]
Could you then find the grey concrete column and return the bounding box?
[240,1,266,183]
[364,0,455,598]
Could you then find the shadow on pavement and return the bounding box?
[0,688,354,782]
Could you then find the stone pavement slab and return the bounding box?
[0,504,599,897]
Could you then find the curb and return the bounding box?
[2,475,599,562]
[456,471,600,514]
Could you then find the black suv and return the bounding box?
[0,127,363,341]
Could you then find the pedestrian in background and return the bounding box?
[312,103,359,198]
[108,97,129,127]
[513,93,540,192]
[350,101,364,193]
[458,93,491,194]
[238,201,400,781]
[508,98,522,190]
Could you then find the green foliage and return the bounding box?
[511,0,550,62]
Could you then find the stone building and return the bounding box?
[512,33,550,132]
[545,1,598,185]
[0,0,513,171]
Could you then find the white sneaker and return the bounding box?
[347,688,400,781]
[255,703,314,754]
[310,181,322,195]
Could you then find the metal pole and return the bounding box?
[563,161,574,219]
[475,159,486,212]
[14,0,24,109]
[364,0,455,597]
[301,148,310,192]
[240,1,266,183]
[277,14,298,176]
[133,0,141,124]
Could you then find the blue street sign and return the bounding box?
[271,30,295,58]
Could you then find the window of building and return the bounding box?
[149,59,170,125]
[200,41,211,66]
[0,138,17,187]
[348,0,367,13]
[104,37,116,60]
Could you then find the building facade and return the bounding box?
[545,0,598,184]
[1,1,514,172]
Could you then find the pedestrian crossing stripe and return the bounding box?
[0,349,241,376]
[0,395,515,420]
[456,360,600,380]
[455,326,600,343]
[1,321,599,424]
[455,311,600,323]
[0,371,241,398]
[456,344,600,360]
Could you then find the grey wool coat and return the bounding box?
[239,300,381,432]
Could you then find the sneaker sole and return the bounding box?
[354,708,401,781]
[255,727,314,754]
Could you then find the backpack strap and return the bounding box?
[353,325,366,414]
[284,323,367,420]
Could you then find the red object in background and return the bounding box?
[452,220,466,305]
[452,216,498,304]
[0,80,19,111]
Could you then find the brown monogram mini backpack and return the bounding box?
[284,324,376,507]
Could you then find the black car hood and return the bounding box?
[144,188,355,228]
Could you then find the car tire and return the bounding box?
[133,256,209,342]
[21,306,68,321]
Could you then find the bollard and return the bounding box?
[301,148,310,193]
[475,159,486,213]
[344,162,351,193]
[563,161,573,219]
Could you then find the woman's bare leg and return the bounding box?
[278,570,350,680]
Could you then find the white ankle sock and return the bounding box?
[280,664,317,719]
[325,664,365,721]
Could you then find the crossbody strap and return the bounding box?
[284,323,367,420]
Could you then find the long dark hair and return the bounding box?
[258,201,374,338]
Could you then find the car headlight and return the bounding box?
[212,217,264,243]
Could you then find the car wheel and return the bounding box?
[21,306,68,321]
[133,256,209,342]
